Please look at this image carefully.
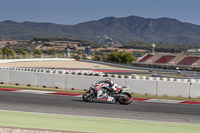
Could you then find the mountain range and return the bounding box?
[1,16,200,45]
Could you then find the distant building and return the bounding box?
[66,48,70,58]
[85,46,91,56]
[187,49,200,53]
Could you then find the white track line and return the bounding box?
[14,90,55,94]
[145,99,183,104]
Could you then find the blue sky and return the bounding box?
[0,0,200,25]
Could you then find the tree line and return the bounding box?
[31,36,102,48]
[31,37,83,42]
[0,47,57,57]
[91,51,136,65]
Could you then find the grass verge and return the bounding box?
[136,73,184,78]
[0,110,200,133]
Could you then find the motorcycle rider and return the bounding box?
[104,78,119,92]
[97,78,119,99]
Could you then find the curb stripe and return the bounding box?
[0,88,23,91]
[133,98,149,101]
[180,101,200,105]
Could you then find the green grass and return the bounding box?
[136,74,152,77]
[161,74,183,78]
[0,110,200,133]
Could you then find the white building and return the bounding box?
[187,49,200,53]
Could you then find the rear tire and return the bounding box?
[117,92,133,105]
[82,90,96,102]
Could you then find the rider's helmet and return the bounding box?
[105,78,114,86]
[105,78,111,83]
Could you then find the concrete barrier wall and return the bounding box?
[126,79,157,95]
[157,81,190,97]
[0,70,10,84]
[190,83,200,98]
[10,71,38,86]
[37,73,66,89]
[0,69,199,98]
[126,79,158,95]
[65,75,96,90]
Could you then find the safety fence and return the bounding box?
[0,67,199,98]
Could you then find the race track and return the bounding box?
[0,91,200,124]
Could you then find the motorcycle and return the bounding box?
[82,81,133,105]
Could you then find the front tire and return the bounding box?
[82,90,96,102]
[117,92,133,105]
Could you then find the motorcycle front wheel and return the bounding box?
[117,92,133,105]
[82,90,96,102]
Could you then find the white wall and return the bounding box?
[0,70,10,84]
[126,79,157,95]
[157,81,190,97]
[65,75,96,90]
[37,73,66,89]
[10,71,38,86]
[0,69,199,98]
[190,83,200,98]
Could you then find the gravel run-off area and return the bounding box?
[0,60,117,70]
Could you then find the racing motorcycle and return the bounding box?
[82,81,133,105]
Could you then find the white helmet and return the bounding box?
[105,78,114,86]
[105,78,111,83]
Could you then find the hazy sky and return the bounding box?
[0,0,200,25]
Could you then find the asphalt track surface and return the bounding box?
[0,91,200,124]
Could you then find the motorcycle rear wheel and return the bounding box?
[117,92,133,105]
[82,90,96,102]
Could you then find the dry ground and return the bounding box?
[0,60,117,69]
[92,47,147,52]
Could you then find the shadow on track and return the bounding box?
[72,99,117,104]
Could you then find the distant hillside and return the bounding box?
[1,16,200,45]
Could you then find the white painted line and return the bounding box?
[14,90,55,94]
[75,95,82,97]
[145,99,183,104]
